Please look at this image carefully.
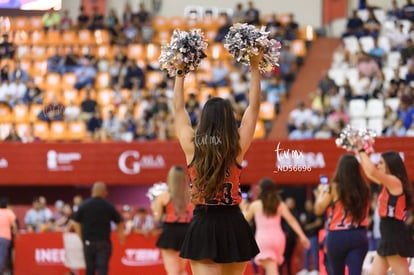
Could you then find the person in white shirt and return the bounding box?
[64,101,81,122]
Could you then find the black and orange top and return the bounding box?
[378,186,407,221]
[163,199,194,223]
[326,200,369,231]
[188,162,243,205]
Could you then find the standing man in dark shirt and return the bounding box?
[245,1,260,26]
[72,182,125,275]
[0,34,16,59]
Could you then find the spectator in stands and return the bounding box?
[133,207,156,237]
[10,61,29,82]
[47,47,64,74]
[88,6,105,31]
[0,197,18,274]
[59,9,73,30]
[285,13,300,40]
[37,97,65,123]
[279,42,298,92]
[4,124,21,142]
[406,121,414,136]
[364,8,381,38]
[80,89,98,121]
[401,39,414,65]
[357,52,382,79]
[121,205,134,235]
[388,23,409,51]
[233,3,245,23]
[208,60,230,88]
[314,123,333,139]
[0,64,10,81]
[102,110,122,140]
[133,3,152,30]
[185,93,201,127]
[24,196,51,232]
[343,10,365,38]
[318,70,337,105]
[265,13,282,40]
[369,37,387,68]
[215,13,232,43]
[0,80,11,107]
[122,2,134,27]
[0,33,15,59]
[106,8,119,30]
[42,8,61,31]
[383,105,398,134]
[40,218,59,232]
[288,122,313,140]
[64,101,81,122]
[403,0,414,21]
[8,78,27,108]
[86,109,103,140]
[244,1,260,26]
[74,58,97,90]
[123,59,145,89]
[327,104,350,128]
[55,203,73,230]
[62,46,79,73]
[52,200,65,221]
[264,75,286,115]
[386,118,408,136]
[387,0,404,20]
[287,101,314,132]
[311,88,330,114]
[134,120,149,141]
[72,195,83,213]
[76,5,89,30]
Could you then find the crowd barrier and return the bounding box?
[14,232,259,275]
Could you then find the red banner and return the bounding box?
[1,138,414,185]
[14,232,258,275]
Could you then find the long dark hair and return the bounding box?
[332,154,370,224]
[192,98,241,202]
[382,151,414,210]
[257,178,281,217]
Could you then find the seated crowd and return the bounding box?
[20,195,158,236]
[287,0,414,139]
[0,1,309,142]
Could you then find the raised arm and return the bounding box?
[358,150,402,195]
[314,184,333,216]
[238,54,262,159]
[173,74,195,164]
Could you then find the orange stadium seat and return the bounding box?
[259,102,276,121]
[15,122,30,139]
[31,46,47,60]
[33,121,49,140]
[216,86,231,99]
[62,30,77,46]
[28,16,43,31]
[186,17,201,29]
[94,29,110,45]
[254,120,266,139]
[67,121,87,141]
[96,89,113,106]
[204,29,218,43]
[78,30,93,45]
[12,30,29,45]
[145,71,164,90]
[95,73,111,90]
[278,13,292,26]
[11,17,28,31]
[46,30,61,46]
[96,45,112,59]
[0,106,11,123]
[145,44,161,61]
[29,104,43,122]
[49,121,67,141]
[44,90,62,104]
[116,104,129,120]
[152,16,169,31]
[133,103,144,120]
[290,39,307,57]
[0,123,10,140]
[45,73,62,91]
[170,16,186,30]
[62,73,77,90]
[298,25,316,41]
[153,30,171,44]
[30,30,46,45]
[62,89,80,106]
[127,44,145,61]
[12,104,29,123]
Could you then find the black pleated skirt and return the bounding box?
[156,222,190,251]
[378,217,414,257]
[179,205,259,263]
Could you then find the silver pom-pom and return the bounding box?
[159,29,208,77]
[146,182,169,201]
[335,125,376,153]
[223,23,282,72]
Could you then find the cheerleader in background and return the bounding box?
[151,166,194,275]
[355,141,414,275]
[314,154,371,275]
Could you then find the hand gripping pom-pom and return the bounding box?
[146,182,169,201]
[159,29,208,77]
[335,125,376,154]
[223,23,282,73]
